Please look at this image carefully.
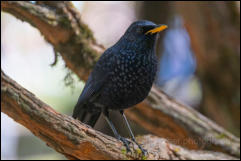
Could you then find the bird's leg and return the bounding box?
[103,109,131,152]
[120,110,147,155]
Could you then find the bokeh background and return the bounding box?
[1,1,240,160]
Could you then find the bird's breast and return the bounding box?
[100,51,157,109]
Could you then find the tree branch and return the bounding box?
[1,71,238,160]
[1,1,104,81]
[1,1,240,158]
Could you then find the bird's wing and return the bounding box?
[73,49,114,113]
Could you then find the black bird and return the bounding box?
[73,20,167,154]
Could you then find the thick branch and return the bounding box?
[1,1,240,158]
[1,71,238,160]
[1,1,104,81]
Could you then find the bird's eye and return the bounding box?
[136,27,143,34]
[143,26,154,34]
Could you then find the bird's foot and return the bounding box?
[118,136,147,156]
[132,139,147,156]
[118,136,131,152]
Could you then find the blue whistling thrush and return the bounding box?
[73,20,167,154]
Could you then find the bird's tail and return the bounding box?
[72,104,101,127]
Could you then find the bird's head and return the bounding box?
[118,20,168,51]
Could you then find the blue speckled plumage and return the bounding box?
[99,48,157,109]
[73,21,158,117]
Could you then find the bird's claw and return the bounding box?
[138,145,147,156]
[132,139,147,155]
[118,136,131,152]
[118,136,147,156]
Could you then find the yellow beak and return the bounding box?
[145,25,168,35]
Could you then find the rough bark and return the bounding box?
[1,71,238,160]
[1,1,240,158]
